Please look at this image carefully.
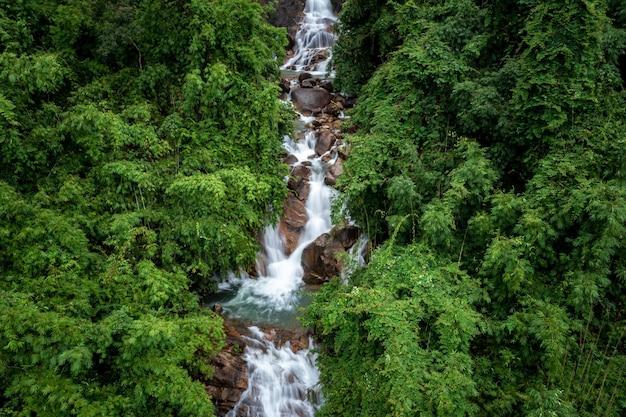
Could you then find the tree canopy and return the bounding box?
[306,0,626,415]
[0,0,289,415]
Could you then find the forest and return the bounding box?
[1,0,626,416]
[303,0,626,416]
[0,0,290,415]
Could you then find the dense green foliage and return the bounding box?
[307,0,626,415]
[0,0,289,415]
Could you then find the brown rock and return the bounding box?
[298,72,314,83]
[301,78,317,88]
[316,129,335,155]
[283,194,308,228]
[279,220,301,255]
[324,101,342,117]
[291,87,332,114]
[283,154,298,165]
[205,327,248,417]
[338,143,350,160]
[318,79,334,92]
[301,233,345,284]
[331,224,360,249]
[324,157,343,186]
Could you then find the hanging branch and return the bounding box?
[128,36,142,70]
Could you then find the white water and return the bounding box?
[281,0,338,75]
[215,2,343,415]
[217,130,338,325]
[226,327,322,417]
[216,126,336,417]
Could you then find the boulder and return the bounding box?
[287,176,310,201]
[279,220,301,255]
[301,77,317,88]
[282,194,307,228]
[331,224,360,249]
[205,327,249,417]
[291,87,331,114]
[338,143,351,160]
[279,78,291,95]
[315,129,335,155]
[301,233,345,284]
[298,72,314,83]
[318,79,334,92]
[324,157,343,186]
[324,100,342,117]
[283,154,298,165]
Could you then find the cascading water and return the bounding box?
[281,0,338,75]
[211,2,343,416]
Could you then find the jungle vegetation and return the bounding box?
[305,0,626,416]
[0,0,289,415]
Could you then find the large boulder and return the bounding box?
[280,193,308,254]
[301,233,345,284]
[316,129,335,156]
[282,193,307,228]
[205,327,249,417]
[279,220,301,256]
[332,224,360,249]
[291,87,332,114]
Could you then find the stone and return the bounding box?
[338,143,350,160]
[283,193,307,229]
[287,165,311,201]
[279,220,301,255]
[298,72,314,83]
[291,87,332,114]
[324,100,342,117]
[331,224,360,249]
[301,78,317,88]
[318,79,334,92]
[315,129,335,155]
[301,233,345,285]
[324,157,343,186]
[205,327,249,417]
[283,154,298,165]
[279,78,291,95]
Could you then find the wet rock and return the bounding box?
[287,165,311,201]
[279,220,301,255]
[324,157,343,186]
[338,143,350,160]
[283,193,308,228]
[283,154,298,165]
[318,79,334,92]
[315,129,335,155]
[279,78,291,95]
[301,233,345,284]
[205,327,248,417]
[301,77,317,88]
[324,100,342,117]
[331,224,360,249]
[291,87,332,114]
[298,72,314,83]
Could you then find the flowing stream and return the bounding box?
[213,2,340,416]
[281,0,338,75]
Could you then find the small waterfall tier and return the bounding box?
[282,0,338,75]
[226,327,321,417]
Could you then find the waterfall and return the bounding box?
[216,119,335,417]
[225,327,321,417]
[281,0,338,75]
[213,2,343,415]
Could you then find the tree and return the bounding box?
[0,0,290,414]
[310,0,626,415]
